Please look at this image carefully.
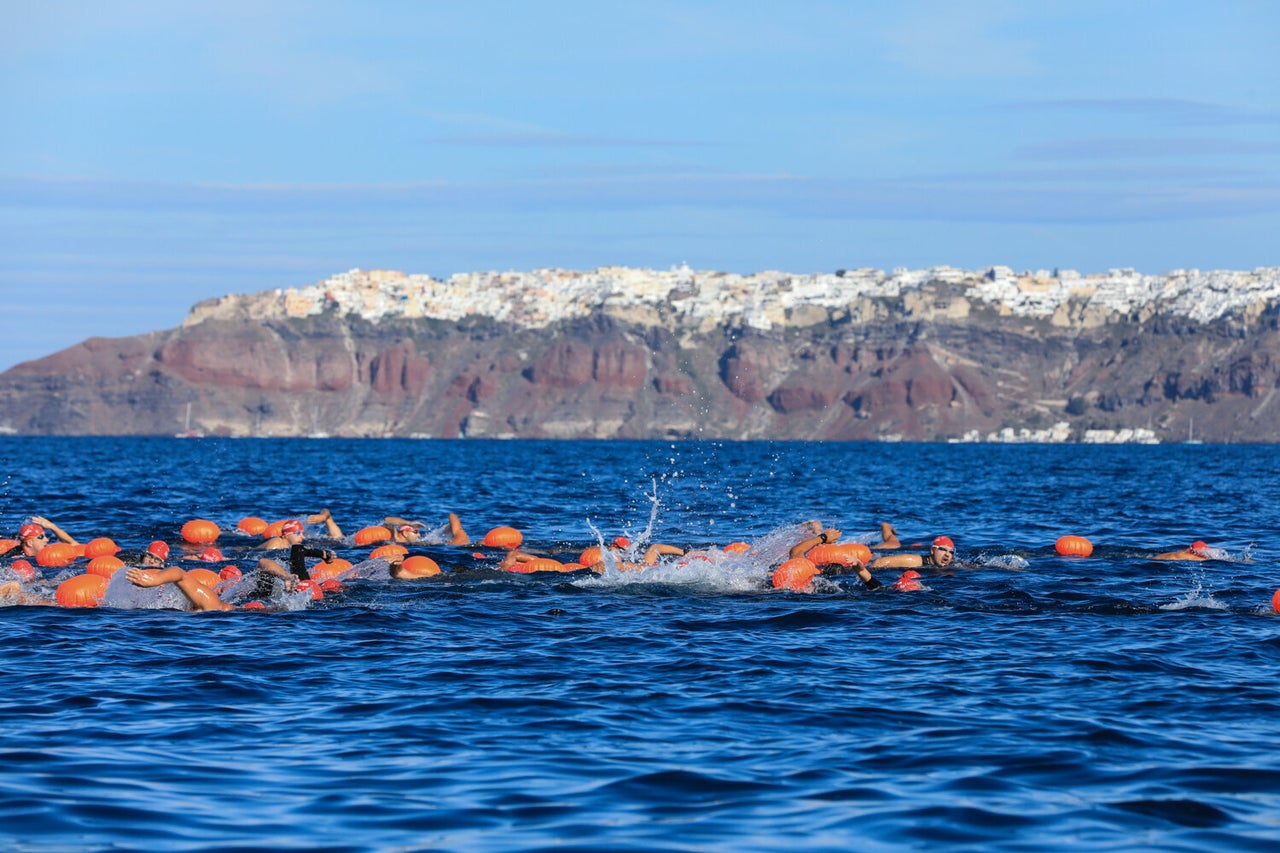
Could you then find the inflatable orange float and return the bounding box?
[56,574,107,607]
[369,543,408,561]
[806,542,870,566]
[237,516,268,536]
[309,559,353,581]
[186,568,221,588]
[398,555,441,577]
[36,542,78,568]
[483,526,523,549]
[181,519,220,544]
[86,555,126,578]
[723,542,751,554]
[579,546,604,567]
[83,537,120,558]
[1055,535,1094,557]
[354,526,391,545]
[505,557,564,574]
[773,557,819,592]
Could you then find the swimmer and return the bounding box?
[1,518,79,559]
[790,525,883,590]
[126,566,233,612]
[255,535,338,595]
[1152,541,1214,561]
[581,542,687,573]
[317,509,469,545]
[259,518,315,550]
[870,535,956,570]
[0,579,53,606]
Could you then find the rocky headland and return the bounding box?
[2,264,1279,442]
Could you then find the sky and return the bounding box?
[2,1,1278,370]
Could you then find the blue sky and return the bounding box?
[2,1,1278,370]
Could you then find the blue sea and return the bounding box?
[2,437,1279,851]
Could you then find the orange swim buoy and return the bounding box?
[369,543,408,561]
[36,542,78,568]
[579,546,604,567]
[806,542,869,566]
[181,519,221,544]
[55,573,107,607]
[186,568,221,588]
[1055,535,1093,557]
[263,520,286,539]
[1272,589,1280,614]
[237,516,268,536]
[309,559,353,581]
[773,557,819,592]
[483,526,523,549]
[83,537,120,559]
[354,525,392,546]
[723,542,751,554]
[506,557,564,574]
[0,538,18,555]
[398,555,441,577]
[86,555,126,578]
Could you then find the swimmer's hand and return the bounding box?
[323,550,337,563]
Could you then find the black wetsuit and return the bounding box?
[253,543,329,598]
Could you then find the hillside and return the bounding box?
[2,265,1278,442]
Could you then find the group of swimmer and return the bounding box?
[0,511,1234,613]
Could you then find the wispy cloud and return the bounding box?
[1001,98,1280,127]
[7,170,1278,226]
[1018,136,1280,161]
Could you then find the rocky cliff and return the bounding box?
[3,267,1279,442]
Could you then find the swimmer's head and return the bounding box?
[397,524,420,542]
[1190,540,1211,557]
[146,540,170,563]
[280,519,305,541]
[18,523,46,542]
[931,535,955,566]
[613,536,631,549]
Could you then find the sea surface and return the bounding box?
[2,437,1279,851]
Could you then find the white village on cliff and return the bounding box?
[184,264,1280,445]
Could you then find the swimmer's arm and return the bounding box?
[30,516,78,546]
[384,516,423,529]
[257,558,299,591]
[789,528,841,559]
[869,554,924,570]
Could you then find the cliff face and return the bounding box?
[3,287,1279,442]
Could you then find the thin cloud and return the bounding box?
[1019,136,1280,161]
[1001,98,1280,127]
[430,132,707,149]
[6,171,1279,226]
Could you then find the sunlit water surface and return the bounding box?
[2,438,1279,851]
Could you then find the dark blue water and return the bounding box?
[3,438,1279,851]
